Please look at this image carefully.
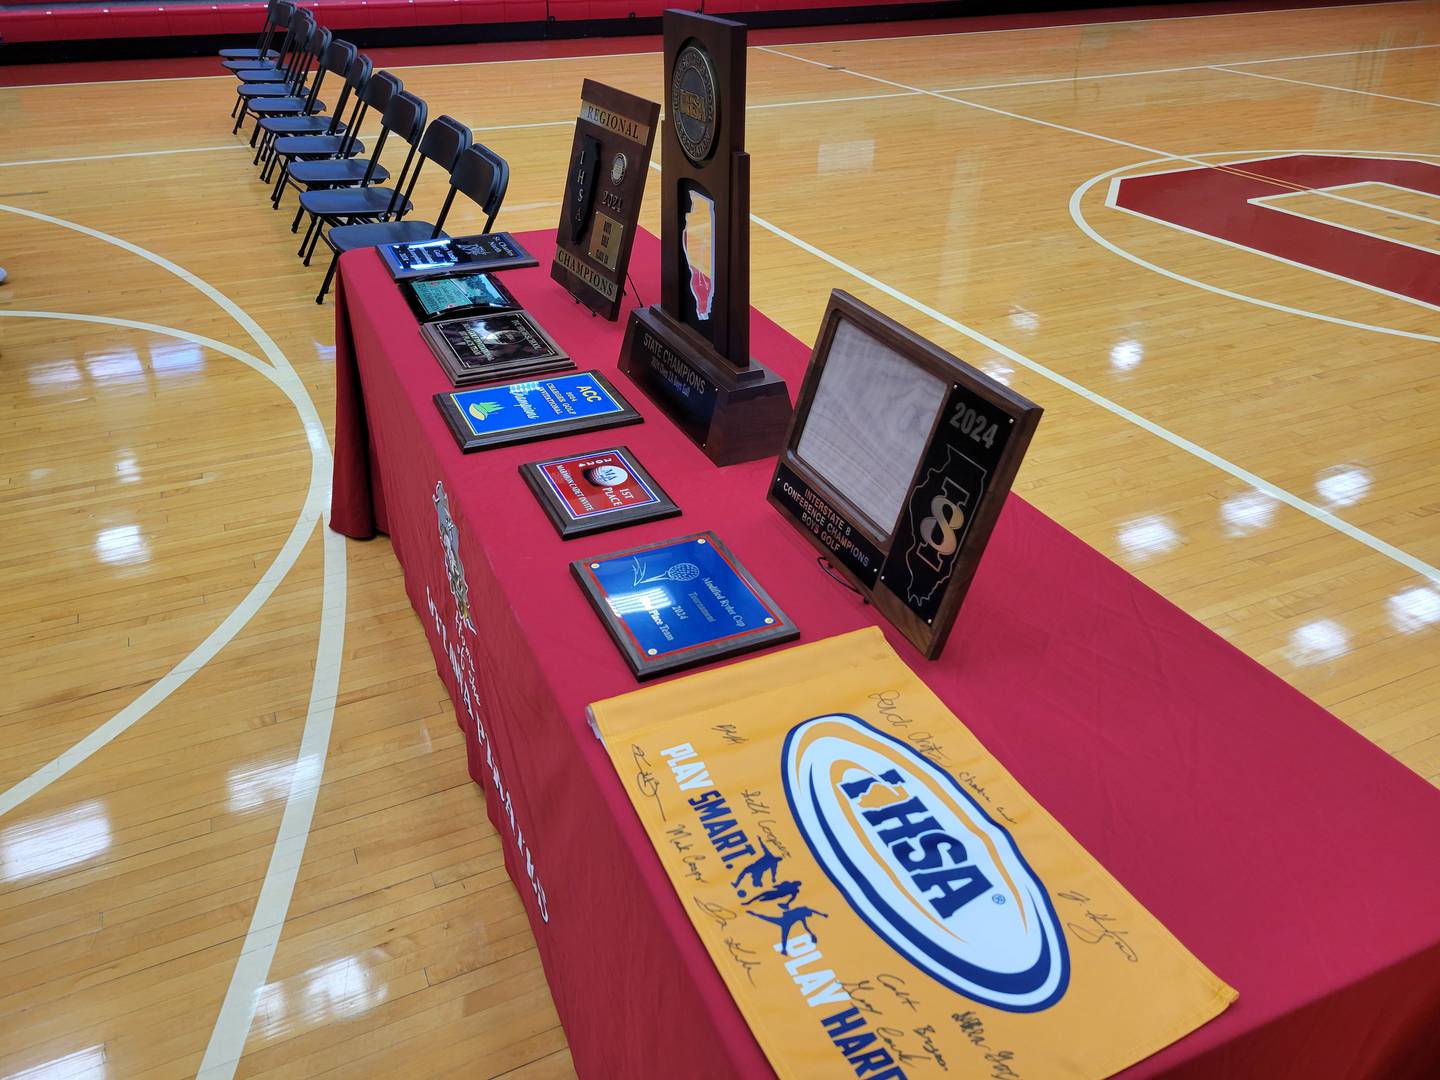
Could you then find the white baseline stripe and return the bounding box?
[1214,64,1440,107]
[0,144,245,169]
[933,42,1440,94]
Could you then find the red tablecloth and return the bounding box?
[331,230,1440,1078]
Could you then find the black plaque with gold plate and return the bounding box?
[768,290,1042,659]
[617,10,792,466]
[551,80,660,320]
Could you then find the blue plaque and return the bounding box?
[571,532,798,678]
[434,371,642,452]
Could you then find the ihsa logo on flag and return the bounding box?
[782,714,1069,1012]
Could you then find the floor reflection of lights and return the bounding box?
[6,1044,107,1080]
[1388,586,1440,634]
[1286,619,1350,666]
[1220,490,1277,537]
[94,524,150,567]
[252,956,389,1038]
[1117,514,1180,559]
[1315,464,1371,508]
[1,801,112,883]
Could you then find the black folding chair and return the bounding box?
[317,142,510,278]
[234,24,331,144]
[310,114,476,303]
[252,39,357,168]
[265,65,398,198]
[271,67,404,213]
[221,0,289,69]
[231,10,320,134]
[227,3,305,82]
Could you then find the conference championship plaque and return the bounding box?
[768,290,1042,659]
[571,532,797,678]
[617,10,793,466]
[551,80,660,320]
[434,371,641,452]
[520,446,679,538]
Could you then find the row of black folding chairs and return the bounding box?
[220,0,511,304]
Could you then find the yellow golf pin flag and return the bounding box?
[589,628,1236,1079]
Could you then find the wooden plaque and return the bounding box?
[570,531,797,679]
[767,290,1042,659]
[551,80,660,320]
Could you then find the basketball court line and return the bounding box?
[1080,151,1440,338]
[0,144,246,168]
[758,43,1437,256]
[933,41,1440,93]
[0,207,348,1078]
[1252,187,1440,256]
[1213,63,1440,105]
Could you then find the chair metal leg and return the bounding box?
[303,223,323,266]
[315,252,339,304]
[230,95,241,118]
[231,101,248,134]
[298,215,317,257]
[273,164,291,208]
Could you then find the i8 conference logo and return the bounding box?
[782,714,1068,1012]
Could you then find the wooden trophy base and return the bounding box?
[618,306,793,466]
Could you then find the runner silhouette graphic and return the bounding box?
[749,905,828,955]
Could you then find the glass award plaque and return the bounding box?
[434,371,642,453]
[520,446,679,539]
[420,310,574,386]
[404,271,519,322]
[571,532,798,679]
[381,232,539,281]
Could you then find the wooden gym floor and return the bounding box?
[2,1,1438,1075]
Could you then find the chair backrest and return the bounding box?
[254,0,287,55]
[338,68,401,158]
[278,8,316,91]
[375,94,433,215]
[357,90,426,190]
[327,53,372,138]
[385,116,473,220]
[296,26,334,105]
[432,143,510,238]
[310,40,357,130]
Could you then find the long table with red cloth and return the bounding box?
[330,229,1440,1078]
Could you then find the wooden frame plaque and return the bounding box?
[571,531,797,679]
[551,80,660,320]
[767,290,1042,659]
[520,445,680,539]
[434,371,641,452]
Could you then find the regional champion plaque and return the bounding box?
[767,291,1042,659]
[571,532,798,678]
[434,371,642,452]
[551,80,660,320]
[520,446,679,538]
